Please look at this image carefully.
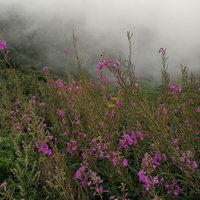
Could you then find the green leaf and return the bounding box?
[7,150,14,158]
[177,179,186,184]
[128,165,138,175]
[189,189,195,199]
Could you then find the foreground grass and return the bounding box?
[0,32,200,200]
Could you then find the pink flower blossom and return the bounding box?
[72,146,77,151]
[113,64,117,70]
[97,62,103,70]
[180,157,184,162]
[174,139,178,146]
[122,159,128,167]
[57,109,64,117]
[116,61,120,66]
[173,188,180,195]
[74,167,84,180]
[102,60,107,65]
[64,48,69,53]
[0,40,7,49]
[186,159,190,164]
[96,70,101,78]
[91,139,96,143]
[169,82,175,89]
[112,157,117,167]
[191,161,197,169]
[42,66,48,71]
[68,87,72,93]
[178,85,182,92]
[152,175,159,185]
[172,156,176,161]
[134,83,139,88]
[103,76,110,82]
[158,48,163,53]
[163,107,167,114]
[35,139,40,148]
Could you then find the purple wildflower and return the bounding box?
[122,159,128,167]
[158,48,163,53]
[97,62,103,70]
[0,40,7,49]
[42,66,48,71]
[64,48,69,53]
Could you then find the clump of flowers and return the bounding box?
[64,48,69,53]
[74,162,109,199]
[138,151,182,197]
[42,66,48,71]
[168,81,182,98]
[0,40,7,49]
[35,138,53,156]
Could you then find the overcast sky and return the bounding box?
[1,0,200,80]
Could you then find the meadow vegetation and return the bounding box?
[0,31,200,200]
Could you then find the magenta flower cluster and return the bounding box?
[0,40,7,49]
[138,171,159,190]
[134,83,139,88]
[35,138,53,156]
[42,66,48,71]
[14,101,20,105]
[57,109,64,117]
[63,48,69,53]
[164,179,180,195]
[66,141,78,154]
[117,130,148,150]
[74,165,108,196]
[138,152,170,194]
[103,76,110,82]
[11,110,19,115]
[22,114,29,124]
[178,151,198,169]
[97,60,120,70]
[168,82,182,98]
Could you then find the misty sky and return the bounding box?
[1,0,200,80]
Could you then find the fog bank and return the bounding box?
[0,0,200,81]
